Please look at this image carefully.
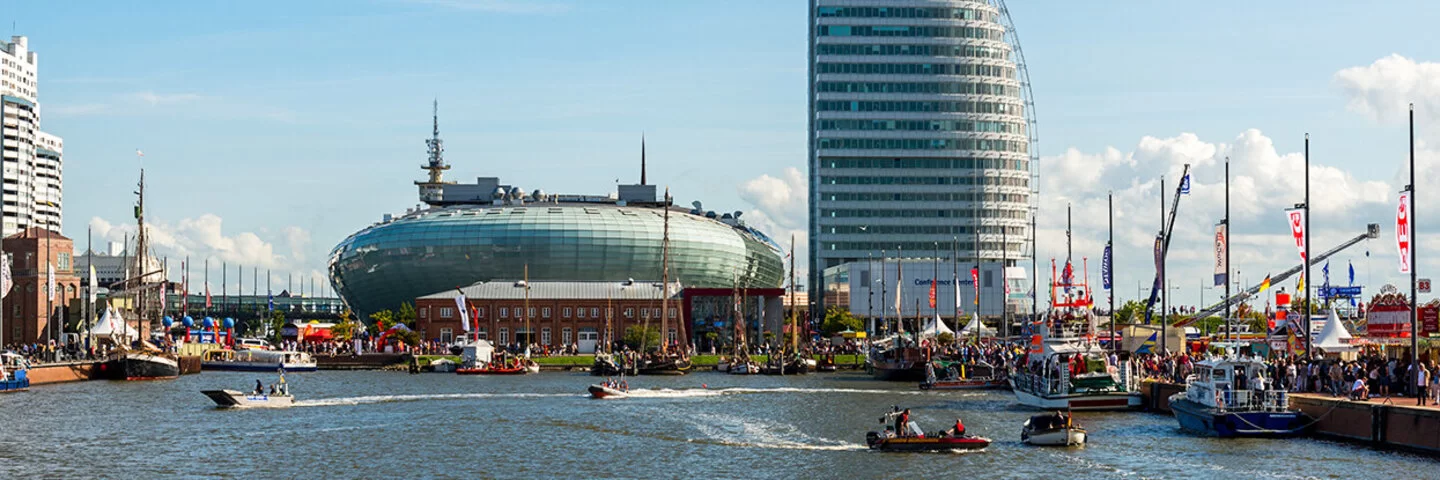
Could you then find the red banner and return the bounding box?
[928,280,937,309]
[1286,208,1307,262]
[1398,192,1411,273]
[1420,303,1439,337]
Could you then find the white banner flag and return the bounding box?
[1285,208,1307,263]
[89,265,98,304]
[47,262,55,301]
[1213,224,1229,287]
[455,294,471,332]
[1398,192,1412,273]
[0,254,11,297]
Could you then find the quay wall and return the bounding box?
[316,353,408,370]
[1290,394,1440,454]
[27,362,99,385]
[1140,381,1185,413]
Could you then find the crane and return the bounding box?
[1143,164,1192,323]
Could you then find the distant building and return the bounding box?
[806,1,1036,316]
[2,227,79,344]
[0,36,64,236]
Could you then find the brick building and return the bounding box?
[416,280,683,353]
[3,227,80,344]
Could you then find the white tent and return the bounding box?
[89,307,138,344]
[959,313,997,338]
[1314,309,1359,353]
[920,314,956,338]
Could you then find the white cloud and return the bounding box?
[737,167,808,286]
[128,92,203,106]
[87,214,320,290]
[1335,54,1440,124]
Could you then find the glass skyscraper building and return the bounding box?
[807,0,1036,312]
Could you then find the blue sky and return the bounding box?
[11,0,1440,305]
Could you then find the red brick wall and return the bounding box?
[416,297,684,347]
[2,231,81,345]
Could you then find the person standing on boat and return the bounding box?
[895,408,911,437]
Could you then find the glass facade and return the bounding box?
[329,204,785,317]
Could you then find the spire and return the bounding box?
[640,133,647,185]
[416,99,452,204]
[432,98,439,139]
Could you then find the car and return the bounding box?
[237,338,273,350]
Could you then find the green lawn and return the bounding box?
[526,354,865,366]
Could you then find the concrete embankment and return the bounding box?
[1290,393,1440,455]
[315,353,409,370]
[27,355,202,386]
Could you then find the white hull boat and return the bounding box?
[1010,382,1142,411]
[202,389,295,408]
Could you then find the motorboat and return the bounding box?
[591,352,636,376]
[865,408,990,452]
[920,361,1007,390]
[1010,278,1140,410]
[1168,345,1310,437]
[455,340,530,375]
[201,349,318,372]
[760,353,810,375]
[457,363,528,375]
[728,360,760,375]
[816,354,838,372]
[588,376,630,399]
[1021,412,1087,446]
[636,355,691,376]
[428,358,457,373]
[0,352,30,393]
[202,389,295,408]
[523,359,540,374]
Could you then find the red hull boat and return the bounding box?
[456,366,528,375]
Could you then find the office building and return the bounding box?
[1,36,64,237]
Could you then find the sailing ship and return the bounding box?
[101,170,181,381]
[1009,259,1140,410]
[762,235,809,376]
[636,189,691,375]
[717,274,759,375]
[867,250,928,381]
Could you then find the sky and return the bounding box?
[9,0,1440,307]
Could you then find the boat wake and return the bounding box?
[294,392,579,407]
[626,386,928,399]
[677,410,865,452]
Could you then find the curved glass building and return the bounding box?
[329,200,784,317]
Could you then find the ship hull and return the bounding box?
[106,353,180,381]
[1010,379,1140,411]
[1170,399,1310,437]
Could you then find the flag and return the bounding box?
[928,279,936,309]
[1348,262,1355,287]
[1179,174,1191,194]
[953,271,962,316]
[88,265,98,304]
[47,262,55,301]
[971,267,980,306]
[1102,245,1113,290]
[894,253,903,329]
[1136,332,1158,354]
[1296,273,1305,292]
[1286,208,1308,262]
[135,149,144,157]
[1322,261,1330,287]
[0,253,11,296]
[267,291,274,312]
[1213,224,1228,287]
[205,285,212,308]
[1399,191,1412,273]
[454,290,471,332]
[1259,274,1272,293]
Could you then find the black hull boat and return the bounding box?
[591,355,638,376]
[103,352,180,381]
[760,358,810,375]
[637,357,691,376]
[868,347,927,381]
[865,432,992,452]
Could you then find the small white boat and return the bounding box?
[728,361,760,375]
[202,349,317,372]
[202,389,295,408]
[1022,413,1087,446]
[523,360,540,374]
[429,358,457,373]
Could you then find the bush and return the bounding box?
[623,326,660,351]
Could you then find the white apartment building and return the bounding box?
[1,35,64,237]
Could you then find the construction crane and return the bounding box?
[1143,164,1192,323]
[1174,223,1380,327]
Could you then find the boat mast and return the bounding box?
[524,264,530,355]
[789,234,797,354]
[137,169,149,341]
[660,188,671,355]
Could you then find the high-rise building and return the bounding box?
[807,1,1036,315]
[1,35,64,237]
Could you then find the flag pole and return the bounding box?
[1225,157,1232,344]
[1109,191,1115,354]
[1410,104,1419,404]
[1304,133,1313,358]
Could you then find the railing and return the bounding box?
[1218,389,1291,413]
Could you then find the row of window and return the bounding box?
[440,327,669,346]
[817,80,1020,97]
[822,224,1027,236]
[821,192,1031,205]
[434,305,676,320]
[821,157,1028,170]
[816,43,1008,60]
[820,208,1028,220]
[817,62,1014,78]
[817,6,996,22]
[817,137,1027,153]
[816,99,1021,115]
[822,241,1019,252]
[821,175,1030,187]
[818,118,1024,135]
[818,25,1005,41]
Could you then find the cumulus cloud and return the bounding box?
[88,214,321,291]
[737,167,808,285]
[128,92,203,106]
[1335,54,1440,124]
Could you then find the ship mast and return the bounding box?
[789,234,797,353]
[136,169,149,339]
[660,188,671,355]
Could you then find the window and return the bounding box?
[500,307,508,318]
[439,307,454,318]
[562,327,572,345]
[625,308,634,318]
[440,328,453,344]
[578,307,587,319]
[477,329,488,340]
[57,252,71,271]
[591,308,600,318]
[983,270,993,288]
[419,308,428,319]
[653,308,662,319]
[541,328,551,345]
[605,307,613,319]
[669,307,676,319]
[499,328,509,344]
[476,307,485,318]
[563,307,572,318]
[528,307,536,319]
[542,307,551,318]
[668,329,678,343]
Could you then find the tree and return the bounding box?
[371,309,396,331]
[936,332,955,345]
[330,309,363,342]
[623,326,660,351]
[1113,300,1146,325]
[267,310,287,343]
[820,306,863,335]
[398,302,417,328]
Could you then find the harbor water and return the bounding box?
[1,371,1431,478]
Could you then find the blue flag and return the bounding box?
[1179,174,1191,194]
[1348,262,1355,286]
[1323,261,1330,287]
[1102,245,1113,290]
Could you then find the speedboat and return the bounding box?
[588,376,630,399]
[1022,412,1087,446]
[0,352,30,393]
[920,361,1007,390]
[523,359,540,374]
[202,389,295,408]
[1168,346,1310,437]
[865,407,991,452]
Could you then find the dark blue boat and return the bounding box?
[0,352,31,393]
[1169,349,1310,437]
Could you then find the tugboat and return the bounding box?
[0,352,30,393]
[920,360,1006,390]
[865,407,991,452]
[1168,344,1310,437]
[1009,260,1140,410]
[1021,411,1087,446]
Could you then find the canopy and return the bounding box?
[1315,309,1359,353]
[89,307,138,343]
[920,314,956,338]
[958,313,996,338]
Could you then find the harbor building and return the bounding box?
[330,105,786,340]
[3,227,79,344]
[807,1,1038,316]
[1,36,64,237]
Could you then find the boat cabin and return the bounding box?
[1182,356,1289,412]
